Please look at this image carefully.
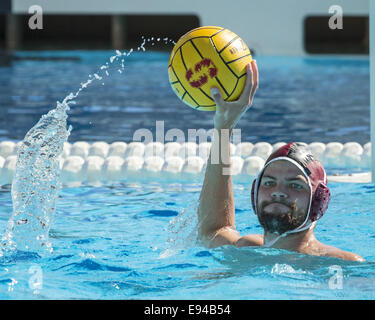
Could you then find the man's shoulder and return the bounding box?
[235,234,264,247]
[203,228,263,248]
[318,243,365,262]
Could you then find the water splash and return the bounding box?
[1,36,176,256]
[159,201,199,259]
[1,99,72,254]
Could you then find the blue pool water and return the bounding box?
[0,50,373,299]
[0,181,375,299]
[0,51,370,144]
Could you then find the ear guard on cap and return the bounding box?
[251,178,257,214]
[310,183,331,221]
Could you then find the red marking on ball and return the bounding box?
[185,58,218,89]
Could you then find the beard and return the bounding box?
[257,199,308,235]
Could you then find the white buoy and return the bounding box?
[144,142,164,158]
[179,142,197,160]
[230,143,236,156]
[0,156,5,170]
[242,156,265,176]
[61,156,85,185]
[325,142,344,155]
[89,141,109,158]
[235,142,254,158]
[309,142,326,159]
[272,142,286,152]
[230,156,244,175]
[0,156,5,185]
[126,142,145,157]
[183,156,205,174]
[82,156,105,183]
[108,142,127,157]
[122,156,144,179]
[364,142,371,153]
[103,156,124,181]
[360,142,371,169]
[59,157,65,170]
[342,142,363,156]
[0,155,16,185]
[0,141,16,158]
[6,155,17,181]
[16,141,23,154]
[361,142,371,168]
[323,142,344,167]
[252,142,272,159]
[144,156,164,173]
[164,142,181,158]
[197,142,212,160]
[163,156,185,174]
[342,142,363,167]
[70,141,90,158]
[62,142,71,158]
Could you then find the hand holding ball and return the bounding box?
[168,26,253,111]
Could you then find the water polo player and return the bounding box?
[197,61,364,262]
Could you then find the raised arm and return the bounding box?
[197,61,259,247]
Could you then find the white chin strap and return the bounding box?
[263,221,317,248]
[253,157,314,248]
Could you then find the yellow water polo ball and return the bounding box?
[168,26,253,111]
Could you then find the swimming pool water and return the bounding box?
[0,51,370,144]
[0,181,374,299]
[0,50,372,299]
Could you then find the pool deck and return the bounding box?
[328,172,371,183]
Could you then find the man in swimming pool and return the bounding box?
[197,60,364,262]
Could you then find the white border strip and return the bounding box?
[370,0,375,183]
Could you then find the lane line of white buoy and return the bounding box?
[0,141,371,186]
